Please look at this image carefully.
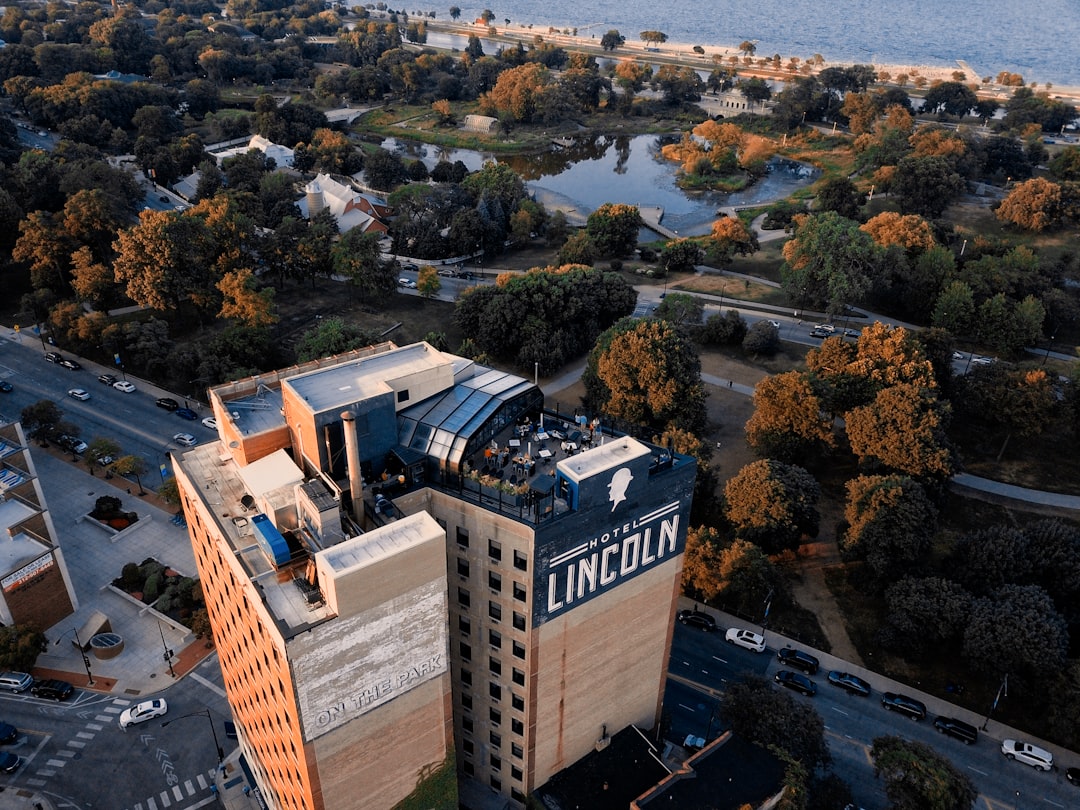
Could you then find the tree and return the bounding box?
[639,31,668,48]
[0,625,47,672]
[893,155,965,218]
[112,211,216,313]
[881,576,973,656]
[720,677,830,770]
[295,317,378,362]
[841,475,936,579]
[448,6,461,21]
[962,584,1068,682]
[870,736,977,810]
[725,460,820,553]
[20,400,63,444]
[860,212,936,251]
[780,212,879,316]
[417,265,441,298]
[955,366,1056,459]
[585,203,642,257]
[708,216,758,266]
[584,318,706,432]
[600,30,625,51]
[658,239,704,276]
[745,372,835,462]
[996,177,1064,231]
[332,229,395,302]
[742,320,781,356]
[111,455,149,495]
[653,293,703,330]
[682,525,726,600]
[815,177,864,220]
[846,384,955,479]
[700,310,747,346]
[85,437,121,477]
[931,280,976,336]
[481,62,549,123]
[556,231,595,266]
[217,269,277,327]
[922,81,978,118]
[364,148,406,191]
[949,526,1031,597]
[738,41,757,57]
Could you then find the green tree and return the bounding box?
[20,400,63,444]
[724,460,820,553]
[949,526,1031,596]
[841,475,936,579]
[653,292,703,330]
[846,384,955,479]
[931,280,976,336]
[158,477,180,508]
[448,6,461,21]
[0,625,47,671]
[363,148,406,191]
[295,317,378,362]
[893,155,965,218]
[815,177,864,220]
[720,677,830,770]
[585,203,642,257]
[780,212,879,315]
[600,30,624,51]
[745,372,835,462]
[85,437,121,477]
[556,231,595,266]
[955,365,1055,459]
[699,310,747,346]
[870,736,977,810]
[332,229,395,302]
[742,320,781,355]
[639,31,668,47]
[963,584,1068,682]
[881,576,973,656]
[584,317,706,432]
[658,238,704,276]
[921,81,978,118]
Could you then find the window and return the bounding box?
[457,558,470,578]
[489,656,502,676]
[511,718,523,735]
[397,389,409,403]
[463,761,474,776]
[488,539,502,562]
[512,612,526,631]
[488,601,502,622]
[489,731,501,747]
[457,587,470,608]
[462,716,473,733]
[512,693,525,711]
[490,775,501,791]
[460,642,472,662]
[513,550,528,572]
[461,694,473,710]
[489,630,502,649]
[489,708,501,726]
[489,682,501,701]
[512,788,525,801]
[511,742,523,759]
[488,571,502,592]
[512,640,525,660]
[456,527,469,549]
[459,616,471,636]
[512,582,526,602]
[461,669,472,686]
[490,755,501,770]
[462,739,474,755]
[511,766,523,782]
[512,668,525,686]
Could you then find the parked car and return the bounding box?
[0,752,19,773]
[0,722,17,744]
[155,397,180,411]
[676,610,716,632]
[56,435,88,455]
[67,388,90,401]
[776,647,819,675]
[119,699,168,729]
[202,416,218,430]
[59,358,82,370]
[1001,739,1053,771]
[1066,766,1080,786]
[402,262,418,271]
[98,373,117,385]
[437,268,457,277]
[767,320,781,329]
[0,673,32,693]
[175,408,198,420]
[810,327,831,338]
[971,355,994,366]
[96,455,114,467]
[881,692,926,720]
[774,670,816,696]
[113,381,136,393]
[724,628,766,653]
[31,679,74,701]
[933,716,978,745]
[827,671,871,696]
[397,277,417,289]
[44,351,63,364]
[173,433,197,447]
[0,381,12,393]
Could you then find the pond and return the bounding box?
[380,134,818,237]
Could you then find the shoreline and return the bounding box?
[416,16,1080,104]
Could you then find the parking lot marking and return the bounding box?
[711,655,727,663]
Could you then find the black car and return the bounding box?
[676,610,717,632]
[933,716,978,745]
[0,722,16,744]
[31,679,74,701]
[881,692,926,720]
[1067,766,1080,786]
[175,407,198,420]
[827,671,871,696]
[777,647,819,675]
[774,670,816,696]
[156,397,180,411]
[98,373,117,385]
[59,358,82,370]
[0,381,11,393]
[0,751,19,773]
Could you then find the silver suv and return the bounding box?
[1001,739,1053,771]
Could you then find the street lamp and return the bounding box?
[158,622,176,678]
[54,628,95,686]
[162,708,224,765]
[981,673,1008,731]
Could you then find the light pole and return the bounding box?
[54,628,95,686]
[162,708,224,765]
[158,622,176,678]
[981,673,1008,731]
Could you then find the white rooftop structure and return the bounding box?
[212,134,295,168]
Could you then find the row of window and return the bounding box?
[455,528,529,572]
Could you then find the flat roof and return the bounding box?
[558,437,651,483]
[320,512,434,573]
[0,500,51,575]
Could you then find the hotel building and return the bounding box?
[173,341,695,809]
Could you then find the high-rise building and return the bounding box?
[173,341,695,809]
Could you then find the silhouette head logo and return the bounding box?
[607,467,634,512]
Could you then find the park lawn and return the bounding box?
[674,272,788,307]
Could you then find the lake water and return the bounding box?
[431,0,1080,87]
[381,135,818,236]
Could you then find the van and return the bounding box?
[0,672,33,693]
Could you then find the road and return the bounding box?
[666,622,1079,809]
[0,656,230,809]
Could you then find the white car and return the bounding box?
[173,433,197,447]
[119,699,168,729]
[1001,739,1053,771]
[768,320,781,329]
[725,627,766,653]
[67,388,90,401]
[397,278,417,289]
[971,355,994,366]
[113,381,136,393]
[201,416,218,430]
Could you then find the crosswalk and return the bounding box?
[24,696,219,810]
